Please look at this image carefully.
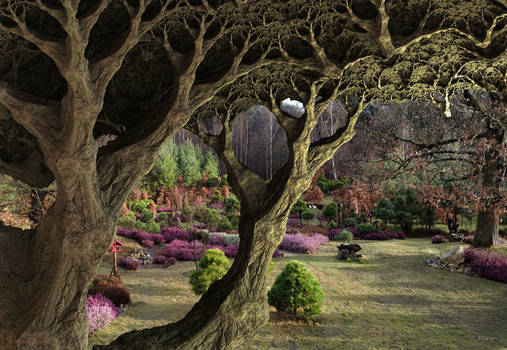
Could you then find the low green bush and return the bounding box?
[118,215,137,230]
[327,220,338,230]
[334,230,353,242]
[268,261,324,317]
[358,223,375,234]
[189,249,230,295]
[343,217,356,228]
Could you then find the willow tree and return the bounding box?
[0,0,505,350]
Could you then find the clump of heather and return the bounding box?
[364,231,405,240]
[278,234,328,254]
[118,257,140,270]
[160,226,190,243]
[432,235,445,244]
[86,293,120,333]
[156,239,204,261]
[464,248,507,283]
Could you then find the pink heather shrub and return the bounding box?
[134,231,152,242]
[364,231,405,240]
[464,248,507,283]
[208,233,225,246]
[86,293,120,333]
[116,227,136,239]
[140,239,154,248]
[166,257,177,266]
[151,234,165,244]
[278,234,328,254]
[432,235,445,244]
[118,257,140,270]
[223,244,239,258]
[272,249,283,258]
[152,255,167,264]
[157,207,172,213]
[161,226,190,243]
[155,239,204,261]
[192,223,207,229]
[289,213,300,219]
[209,202,224,210]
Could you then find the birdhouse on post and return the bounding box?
[110,240,123,253]
[109,240,123,279]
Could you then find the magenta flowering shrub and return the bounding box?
[152,255,167,264]
[209,202,224,210]
[364,231,405,240]
[86,293,120,333]
[432,235,445,244]
[151,234,165,244]
[155,239,204,261]
[134,230,152,242]
[160,226,190,243]
[464,248,507,283]
[272,249,283,258]
[118,257,140,270]
[116,227,136,239]
[208,233,225,246]
[223,244,239,258]
[288,213,300,219]
[157,207,172,213]
[278,234,328,254]
[166,257,177,266]
[192,223,207,229]
[141,239,154,248]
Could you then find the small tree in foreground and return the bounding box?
[189,249,230,295]
[268,261,324,318]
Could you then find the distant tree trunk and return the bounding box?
[473,125,504,248]
[474,211,499,247]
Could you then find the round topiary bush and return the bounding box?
[189,249,230,295]
[268,261,324,317]
[334,229,353,242]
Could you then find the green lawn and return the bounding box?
[89,239,507,350]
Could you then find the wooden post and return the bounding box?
[110,251,120,279]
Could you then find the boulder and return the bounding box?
[337,244,362,261]
[440,245,465,266]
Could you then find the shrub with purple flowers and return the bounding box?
[151,234,165,244]
[432,235,445,244]
[223,244,239,258]
[166,257,177,266]
[152,255,167,264]
[464,248,507,283]
[155,239,204,261]
[157,207,172,213]
[160,226,190,243]
[209,202,224,210]
[278,234,328,254]
[364,231,405,240]
[118,257,140,270]
[208,232,225,246]
[86,293,120,333]
[140,239,154,248]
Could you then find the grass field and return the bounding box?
[89,239,507,350]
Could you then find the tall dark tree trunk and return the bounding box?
[473,123,504,248]
[474,211,499,247]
